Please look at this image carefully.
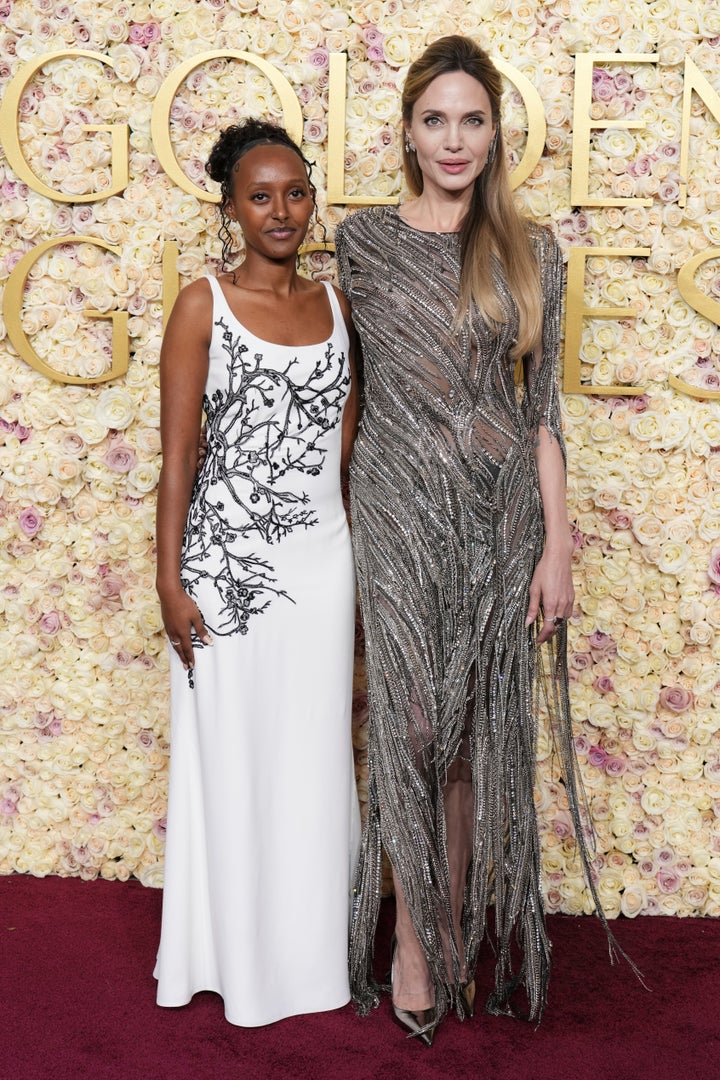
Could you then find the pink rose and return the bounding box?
[308,48,329,68]
[98,573,124,599]
[18,506,43,538]
[137,730,156,752]
[605,755,627,776]
[39,611,61,635]
[304,119,327,144]
[103,444,137,473]
[658,685,693,712]
[592,675,615,694]
[608,509,632,530]
[588,745,608,768]
[552,810,573,839]
[704,759,720,783]
[657,868,681,894]
[659,179,681,202]
[592,70,615,102]
[4,251,24,273]
[701,371,720,391]
[545,887,562,911]
[363,26,383,45]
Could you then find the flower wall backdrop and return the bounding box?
[1,0,720,914]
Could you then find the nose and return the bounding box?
[271,198,288,221]
[443,124,463,151]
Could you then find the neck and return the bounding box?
[232,252,300,295]
[403,185,473,233]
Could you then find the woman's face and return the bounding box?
[226,144,314,262]
[406,71,496,199]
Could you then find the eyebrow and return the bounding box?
[419,107,488,118]
[245,177,309,188]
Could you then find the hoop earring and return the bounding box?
[486,130,499,168]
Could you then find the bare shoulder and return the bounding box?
[165,277,213,343]
[173,276,213,315]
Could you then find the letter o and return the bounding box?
[151,51,304,202]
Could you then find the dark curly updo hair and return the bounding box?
[206,118,315,268]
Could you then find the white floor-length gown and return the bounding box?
[154,278,360,1026]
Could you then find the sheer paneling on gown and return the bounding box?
[336,206,616,1022]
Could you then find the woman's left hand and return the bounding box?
[524,539,575,644]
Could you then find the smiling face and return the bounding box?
[226,143,314,262]
[406,70,496,200]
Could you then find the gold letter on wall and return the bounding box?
[3,237,129,385]
[571,53,655,207]
[671,248,720,399]
[564,246,648,395]
[680,57,720,209]
[493,59,546,191]
[0,51,129,202]
[327,52,397,206]
[151,52,303,201]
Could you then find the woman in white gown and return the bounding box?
[154,119,360,1026]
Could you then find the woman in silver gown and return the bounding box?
[336,36,618,1042]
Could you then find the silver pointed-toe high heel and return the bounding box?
[391,1001,438,1047]
[389,935,438,1047]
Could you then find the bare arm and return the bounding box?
[156,278,213,668]
[335,285,360,475]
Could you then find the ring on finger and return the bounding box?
[169,639,180,646]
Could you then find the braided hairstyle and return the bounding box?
[206,119,316,268]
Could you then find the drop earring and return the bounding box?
[404,132,415,153]
[486,129,499,168]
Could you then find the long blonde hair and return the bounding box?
[402,36,542,359]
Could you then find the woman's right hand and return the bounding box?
[159,584,212,670]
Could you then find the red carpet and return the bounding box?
[1,874,718,1080]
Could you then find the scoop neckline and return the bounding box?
[392,205,462,236]
[211,277,337,350]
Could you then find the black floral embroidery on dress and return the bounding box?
[181,316,349,642]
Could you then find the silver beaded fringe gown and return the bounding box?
[336,206,614,1023]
